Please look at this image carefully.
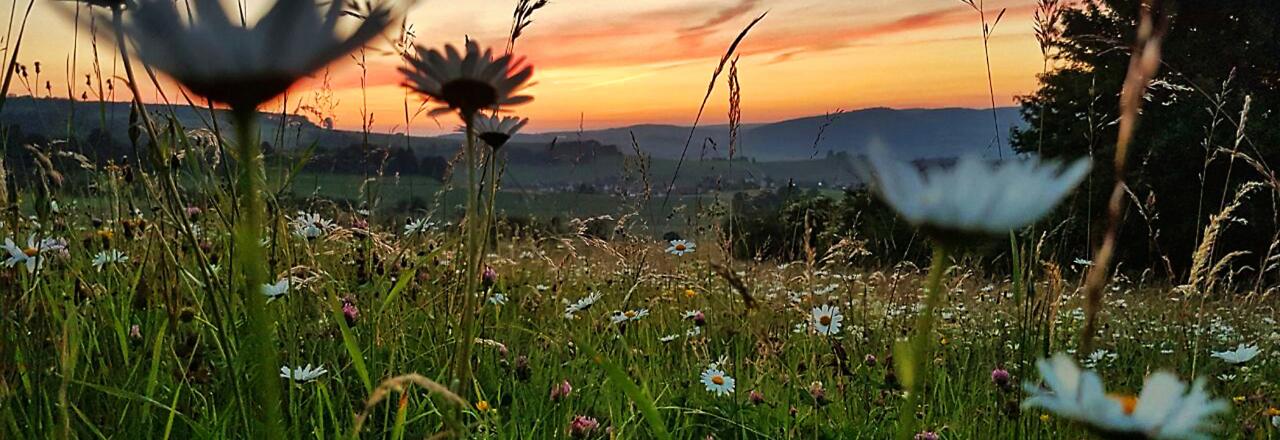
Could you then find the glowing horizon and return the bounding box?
[9,0,1046,136]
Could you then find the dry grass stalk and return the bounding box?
[351,373,468,436]
[1187,181,1261,293]
[1080,0,1168,352]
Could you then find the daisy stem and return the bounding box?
[452,114,481,417]
[898,245,949,440]
[231,108,285,439]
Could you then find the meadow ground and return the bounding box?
[1,198,1277,438]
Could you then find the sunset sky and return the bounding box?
[13,0,1048,135]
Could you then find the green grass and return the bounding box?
[2,180,1278,439]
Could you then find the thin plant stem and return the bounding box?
[232,108,285,439]
[897,245,949,440]
[453,114,480,403]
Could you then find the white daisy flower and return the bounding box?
[487,293,508,306]
[659,334,678,343]
[400,40,533,118]
[860,150,1090,240]
[290,211,334,239]
[1210,343,1260,365]
[3,234,64,273]
[563,292,603,319]
[91,249,129,271]
[469,114,529,149]
[279,364,327,383]
[1023,354,1227,439]
[666,239,695,256]
[609,308,649,324]
[700,367,735,396]
[115,0,397,109]
[403,218,434,236]
[685,326,702,338]
[261,278,290,301]
[811,305,844,336]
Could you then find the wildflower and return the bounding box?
[563,292,602,319]
[568,415,599,438]
[808,381,827,406]
[513,355,531,382]
[1211,343,1260,365]
[666,239,695,256]
[261,278,290,301]
[683,310,706,326]
[685,326,703,338]
[1022,353,1227,439]
[610,309,649,324]
[402,218,433,236]
[684,288,697,298]
[810,305,843,336]
[475,400,491,412]
[117,0,397,109]
[700,367,735,396]
[487,293,508,306]
[864,354,878,367]
[860,150,1090,243]
[185,206,202,218]
[991,367,1012,390]
[341,297,360,326]
[550,379,572,402]
[279,364,327,383]
[290,211,334,239]
[128,324,142,340]
[482,266,499,287]
[471,114,529,149]
[400,40,533,119]
[913,432,940,440]
[91,249,129,271]
[748,389,766,406]
[3,235,64,273]
[659,334,678,343]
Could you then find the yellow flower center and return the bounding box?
[475,400,490,412]
[684,289,696,298]
[1108,394,1138,415]
[1265,407,1280,417]
[711,375,724,385]
[819,315,832,326]
[675,244,687,251]
[22,247,38,257]
[624,311,637,319]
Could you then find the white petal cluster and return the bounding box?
[1023,354,1226,439]
[121,0,396,107]
[862,151,1090,237]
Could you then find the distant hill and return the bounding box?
[486,107,1022,161]
[1,97,1021,161]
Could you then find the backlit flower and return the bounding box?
[861,150,1089,242]
[118,0,397,108]
[471,114,528,149]
[400,40,533,118]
